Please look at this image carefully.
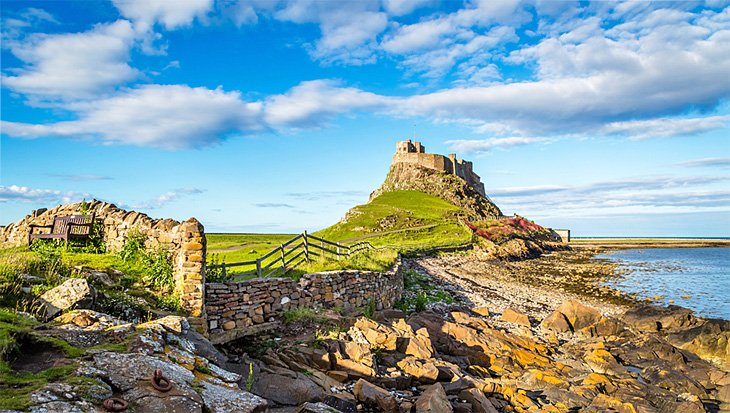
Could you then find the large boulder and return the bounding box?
[39,278,96,320]
[415,383,452,412]
[541,300,602,333]
[353,379,398,412]
[251,368,324,406]
[622,305,699,333]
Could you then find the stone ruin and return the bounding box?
[0,200,206,331]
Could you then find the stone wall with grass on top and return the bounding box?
[205,261,404,344]
[0,200,207,328]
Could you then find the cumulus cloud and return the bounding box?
[0,185,90,204]
[275,0,388,64]
[2,20,139,100]
[2,84,264,149]
[112,0,213,29]
[263,80,388,128]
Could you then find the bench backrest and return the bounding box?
[52,214,94,235]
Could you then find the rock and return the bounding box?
[297,402,342,413]
[554,300,603,331]
[622,305,699,333]
[472,307,490,317]
[323,393,357,412]
[344,341,374,365]
[326,370,348,382]
[200,381,268,413]
[415,383,452,413]
[54,309,125,330]
[405,328,434,359]
[251,369,324,406]
[353,379,398,412]
[38,278,96,320]
[352,318,399,350]
[540,311,572,333]
[139,315,190,334]
[500,308,530,326]
[458,388,498,413]
[397,356,439,383]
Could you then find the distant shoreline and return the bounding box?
[570,238,730,249]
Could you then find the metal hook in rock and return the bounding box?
[151,368,173,392]
[103,398,128,412]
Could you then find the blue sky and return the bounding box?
[1,0,729,237]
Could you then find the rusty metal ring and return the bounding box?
[103,398,128,412]
[151,368,173,392]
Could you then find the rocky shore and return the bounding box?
[3,247,728,412]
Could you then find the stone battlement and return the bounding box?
[392,139,486,197]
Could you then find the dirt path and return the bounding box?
[338,223,439,243]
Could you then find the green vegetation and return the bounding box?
[206,233,297,263]
[316,190,471,249]
[282,307,329,324]
[395,270,454,314]
[0,310,85,410]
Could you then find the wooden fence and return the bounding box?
[208,231,376,280]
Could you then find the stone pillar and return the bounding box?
[173,218,207,334]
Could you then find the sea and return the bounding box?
[595,247,730,320]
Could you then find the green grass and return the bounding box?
[207,233,297,263]
[315,190,471,249]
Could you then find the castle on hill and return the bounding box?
[393,139,486,197]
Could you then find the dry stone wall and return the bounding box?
[205,262,405,344]
[0,200,206,326]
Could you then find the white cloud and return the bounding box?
[602,115,730,140]
[676,157,730,168]
[490,175,730,217]
[1,84,264,149]
[112,0,213,30]
[382,0,433,16]
[0,185,90,205]
[2,20,139,100]
[263,80,388,128]
[446,137,548,153]
[124,188,204,210]
[274,0,388,64]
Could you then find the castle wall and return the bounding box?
[205,263,405,344]
[393,146,487,197]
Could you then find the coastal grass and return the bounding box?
[316,190,471,249]
[207,233,297,264]
[0,309,87,410]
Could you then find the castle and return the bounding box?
[393,139,486,197]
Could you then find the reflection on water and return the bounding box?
[596,248,730,320]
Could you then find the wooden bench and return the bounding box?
[28,213,96,245]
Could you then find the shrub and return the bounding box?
[206,253,230,283]
[141,247,173,292]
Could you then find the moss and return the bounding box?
[0,362,78,410]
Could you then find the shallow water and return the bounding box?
[596,247,730,320]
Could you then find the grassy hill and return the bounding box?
[315,190,472,250]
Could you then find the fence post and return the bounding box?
[280,244,286,273]
[256,259,262,278]
[336,244,340,260]
[304,231,309,262]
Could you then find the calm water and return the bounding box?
[596,248,730,320]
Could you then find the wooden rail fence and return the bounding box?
[208,231,376,280]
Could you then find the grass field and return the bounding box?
[315,190,471,249]
[206,233,297,264]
